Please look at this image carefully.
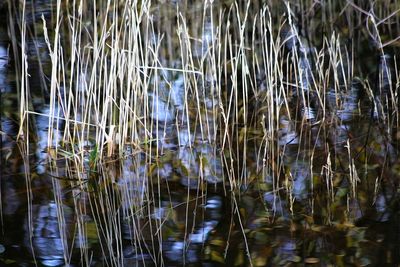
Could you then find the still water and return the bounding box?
[1,1,400,266]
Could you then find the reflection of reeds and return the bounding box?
[10,0,400,265]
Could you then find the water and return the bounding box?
[1,1,400,266]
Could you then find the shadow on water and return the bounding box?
[1,1,400,266]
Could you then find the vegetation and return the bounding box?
[2,0,400,266]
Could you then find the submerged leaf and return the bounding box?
[235,250,244,266]
[211,250,225,264]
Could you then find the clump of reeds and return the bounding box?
[11,0,400,265]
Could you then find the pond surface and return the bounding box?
[1,1,400,266]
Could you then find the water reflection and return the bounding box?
[27,202,72,267]
[170,74,185,110]
[278,116,298,145]
[0,44,7,68]
[165,196,222,264]
[150,92,175,123]
[2,1,400,266]
[290,161,310,201]
[327,83,360,123]
[35,105,63,174]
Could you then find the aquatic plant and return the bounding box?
[3,0,400,266]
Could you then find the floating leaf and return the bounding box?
[290,255,302,263]
[253,255,267,266]
[209,239,225,247]
[304,257,320,264]
[211,250,225,264]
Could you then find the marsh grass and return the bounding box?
[9,0,400,265]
